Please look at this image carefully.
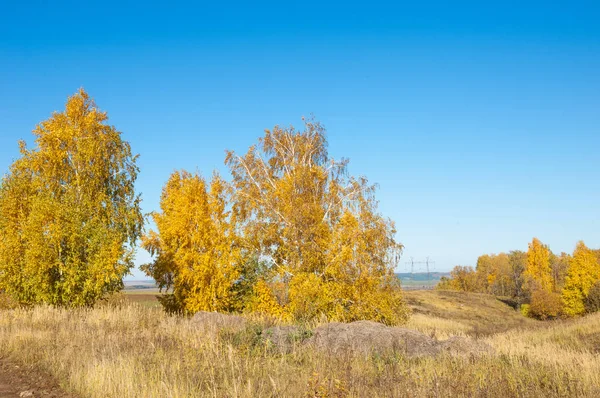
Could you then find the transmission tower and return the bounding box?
[404,257,436,286]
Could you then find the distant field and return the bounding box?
[123,280,157,290]
[122,275,447,293]
[122,284,163,308]
[397,272,449,289]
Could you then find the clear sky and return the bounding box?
[1,1,599,278]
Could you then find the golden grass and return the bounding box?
[487,312,600,389]
[405,313,470,339]
[0,292,598,397]
[405,290,539,336]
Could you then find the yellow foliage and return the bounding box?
[142,171,242,314]
[246,279,286,318]
[437,266,480,292]
[525,238,553,293]
[141,119,407,324]
[225,119,407,325]
[286,272,331,321]
[0,89,143,306]
[528,288,562,320]
[561,241,600,317]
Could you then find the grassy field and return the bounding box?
[0,290,598,397]
[405,290,540,338]
[121,289,163,309]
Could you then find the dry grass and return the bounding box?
[487,312,600,389]
[405,290,539,337]
[405,313,471,339]
[0,291,598,397]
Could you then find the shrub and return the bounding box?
[96,292,128,309]
[528,288,562,320]
[584,281,600,314]
[0,291,19,309]
[436,266,481,292]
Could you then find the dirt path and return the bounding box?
[0,358,76,398]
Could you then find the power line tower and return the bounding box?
[404,257,436,287]
[425,256,436,286]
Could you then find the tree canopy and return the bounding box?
[141,171,242,313]
[562,241,600,316]
[144,119,408,324]
[0,89,143,306]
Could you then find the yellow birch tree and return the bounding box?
[0,89,143,306]
[226,119,407,324]
[562,241,600,316]
[523,238,563,319]
[525,238,553,292]
[141,171,243,313]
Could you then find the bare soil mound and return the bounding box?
[190,312,494,358]
[307,321,440,357]
[307,321,494,358]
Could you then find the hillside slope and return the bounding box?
[405,290,539,337]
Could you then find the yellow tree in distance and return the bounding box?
[562,241,600,316]
[0,89,143,306]
[525,238,553,292]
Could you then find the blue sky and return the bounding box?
[1,1,599,278]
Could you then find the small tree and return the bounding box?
[524,238,553,293]
[508,250,527,303]
[550,252,570,293]
[584,281,600,314]
[225,119,407,325]
[142,171,243,314]
[562,241,600,316]
[528,287,562,320]
[475,255,494,293]
[0,90,143,306]
[437,266,480,292]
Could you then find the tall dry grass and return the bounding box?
[1,299,599,397]
[487,312,600,389]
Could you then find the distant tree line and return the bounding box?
[438,238,600,319]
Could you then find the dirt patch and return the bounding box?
[123,293,160,303]
[0,358,77,398]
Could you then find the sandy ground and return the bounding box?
[0,358,76,398]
